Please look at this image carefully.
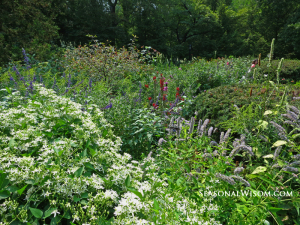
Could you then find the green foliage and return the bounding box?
[259,59,300,83]
[194,83,300,130]
[62,37,154,91]
[0,0,66,65]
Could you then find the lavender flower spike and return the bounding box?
[215,173,236,185]
[234,167,244,174]
[273,146,282,161]
[224,129,231,142]
[283,166,299,173]
[288,105,299,115]
[231,175,250,187]
[158,138,167,146]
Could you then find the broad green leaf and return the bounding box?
[263,154,274,158]
[89,147,97,157]
[44,208,57,219]
[268,207,282,213]
[153,199,159,210]
[81,192,89,198]
[252,166,267,174]
[125,175,131,187]
[128,187,143,200]
[73,195,81,202]
[272,140,287,148]
[102,130,108,138]
[74,167,84,177]
[29,207,43,219]
[6,185,18,192]
[264,110,273,116]
[17,185,28,195]
[54,148,63,157]
[0,173,9,189]
[257,120,268,130]
[0,190,10,199]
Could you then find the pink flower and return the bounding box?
[251,64,255,68]
[163,86,168,91]
[179,68,182,70]
[227,62,229,65]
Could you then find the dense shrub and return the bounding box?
[62,38,155,93]
[193,83,300,131]
[259,59,300,82]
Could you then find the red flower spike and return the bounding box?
[153,76,156,80]
[148,97,152,100]
[145,84,149,88]
[176,87,180,91]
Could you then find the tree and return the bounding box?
[0,0,66,64]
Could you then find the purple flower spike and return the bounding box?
[22,48,31,69]
[105,102,112,109]
[13,66,20,76]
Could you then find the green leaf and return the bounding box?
[0,173,9,189]
[252,166,267,174]
[102,129,108,138]
[17,185,28,195]
[153,199,159,210]
[0,190,10,199]
[128,187,143,200]
[74,167,84,177]
[89,147,97,157]
[73,195,81,202]
[268,207,282,213]
[54,148,63,157]
[9,138,16,148]
[44,208,57,219]
[272,140,287,147]
[81,192,89,198]
[184,164,190,173]
[125,175,131,187]
[6,185,18,192]
[263,154,274,158]
[29,207,43,219]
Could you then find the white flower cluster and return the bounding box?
[0,85,221,224]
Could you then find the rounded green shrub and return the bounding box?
[259,59,300,82]
[193,83,300,132]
